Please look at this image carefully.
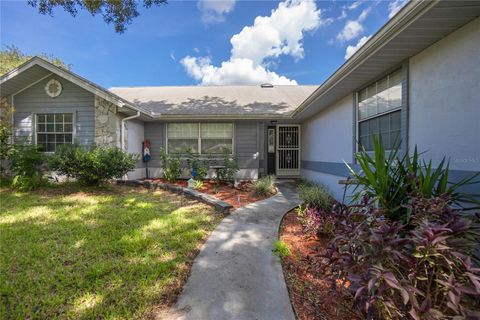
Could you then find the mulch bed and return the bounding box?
[279,210,360,320]
[148,179,275,210]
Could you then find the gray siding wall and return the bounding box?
[13,75,95,146]
[143,121,261,170]
[235,121,259,169]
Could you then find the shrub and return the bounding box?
[321,196,480,319]
[49,144,138,185]
[159,148,181,183]
[217,151,238,183]
[347,135,480,222]
[298,181,333,211]
[10,144,45,190]
[253,175,276,196]
[296,205,336,237]
[273,240,291,259]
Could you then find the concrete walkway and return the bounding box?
[169,182,301,320]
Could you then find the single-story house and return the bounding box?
[1,1,479,200]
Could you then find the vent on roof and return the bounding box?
[260,83,274,88]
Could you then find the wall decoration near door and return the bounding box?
[276,125,300,176]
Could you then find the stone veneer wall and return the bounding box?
[94,96,121,147]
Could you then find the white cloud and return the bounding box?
[170,51,176,62]
[347,0,362,11]
[182,0,324,85]
[337,9,347,20]
[181,56,297,85]
[344,35,371,59]
[336,7,370,42]
[197,0,236,24]
[388,0,408,19]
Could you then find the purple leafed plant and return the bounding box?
[319,196,480,319]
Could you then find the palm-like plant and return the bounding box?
[346,135,479,222]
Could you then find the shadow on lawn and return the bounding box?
[0,185,222,319]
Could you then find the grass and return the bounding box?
[0,183,223,319]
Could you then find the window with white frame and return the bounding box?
[167,123,234,155]
[357,69,402,151]
[36,113,74,152]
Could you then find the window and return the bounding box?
[167,123,199,154]
[167,123,234,155]
[201,123,233,154]
[357,69,402,151]
[36,113,74,152]
[267,128,275,153]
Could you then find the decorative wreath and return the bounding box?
[45,79,62,98]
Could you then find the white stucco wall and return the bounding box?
[125,118,145,180]
[409,17,480,172]
[301,94,355,200]
[302,94,354,163]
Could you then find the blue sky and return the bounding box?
[0,0,407,87]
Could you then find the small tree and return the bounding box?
[159,148,181,182]
[217,150,238,183]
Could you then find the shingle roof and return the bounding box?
[109,85,317,117]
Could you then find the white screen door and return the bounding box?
[276,125,300,176]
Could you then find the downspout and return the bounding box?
[121,111,141,151]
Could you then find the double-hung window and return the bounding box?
[167,123,234,155]
[36,113,74,152]
[357,69,402,151]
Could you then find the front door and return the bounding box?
[276,125,300,176]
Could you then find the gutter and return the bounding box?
[121,111,141,151]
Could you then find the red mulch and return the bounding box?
[279,210,360,320]
[148,179,275,210]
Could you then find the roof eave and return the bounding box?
[147,113,293,120]
[291,0,438,119]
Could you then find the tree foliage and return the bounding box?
[0,98,15,161]
[27,0,167,33]
[0,45,70,75]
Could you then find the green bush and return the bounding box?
[273,240,291,259]
[48,144,138,186]
[217,151,238,183]
[10,144,45,190]
[253,175,276,196]
[298,181,333,211]
[159,148,181,182]
[347,135,480,222]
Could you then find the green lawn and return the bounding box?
[0,184,223,319]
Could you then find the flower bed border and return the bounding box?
[116,179,233,214]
